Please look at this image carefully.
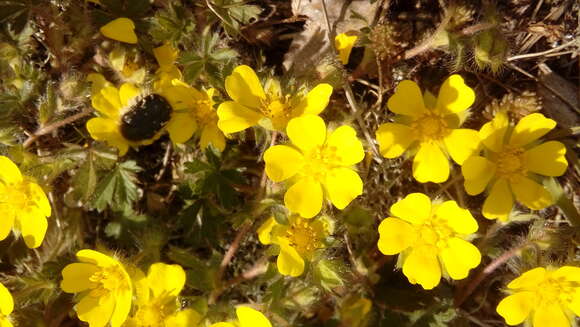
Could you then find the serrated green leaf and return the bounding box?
[90,160,142,212]
[314,259,344,291]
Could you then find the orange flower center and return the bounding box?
[495,146,525,179]
[284,218,322,256]
[411,112,450,141]
[88,265,128,297]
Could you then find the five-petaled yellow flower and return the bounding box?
[497,266,580,327]
[86,73,189,155]
[61,250,132,327]
[335,33,358,65]
[100,18,138,44]
[125,263,202,327]
[0,156,51,248]
[217,65,333,133]
[264,115,365,218]
[210,306,272,327]
[0,282,14,327]
[462,112,568,221]
[258,214,333,277]
[376,75,479,183]
[377,193,481,290]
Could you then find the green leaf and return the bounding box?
[90,160,142,212]
[313,259,344,292]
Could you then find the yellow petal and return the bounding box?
[153,43,178,69]
[277,243,305,276]
[28,182,51,217]
[76,293,115,327]
[552,266,580,282]
[511,176,553,210]
[412,142,449,183]
[390,193,431,225]
[0,156,22,185]
[532,302,570,327]
[435,75,475,114]
[0,318,13,327]
[507,267,546,289]
[377,218,417,255]
[257,217,278,245]
[165,309,203,327]
[0,205,14,241]
[376,123,417,158]
[0,283,13,316]
[147,263,185,298]
[296,83,333,116]
[264,145,304,182]
[109,288,131,327]
[439,237,481,280]
[85,117,130,156]
[443,129,480,164]
[225,65,265,109]
[60,263,99,293]
[210,323,235,327]
[92,86,122,117]
[479,111,508,152]
[387,80,426,117]
[402,246,441,290]
[324,167,363,210]
[335,33,358,65]
[434,200,478,234]
[523,141,567,177]
[326,125,364,165]
[87,73,112,96]
[496,292,535,326]
[76,249,117,267]
[118,83,140,108]
[237,306,272,327]
[509,113,556,147]
[284,178,323,218]
[461,156,496,195]
[166,112,197,144]
[482,178,513,221]
[200,125,226,152]
[18,208,47,248]
[287,115,327,153]
[217,101,262,133]
[100,18,138,44]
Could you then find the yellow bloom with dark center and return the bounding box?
[264,115,365,218]
[0,282,14,327]
[125,263,202,327]
[0,156,51,248]
[217,65,333,133]
[377,193,481,290]
[335,33,358,65]
[461,112,568,221]
[497,266,580,327]
[376,75,479,183]
[61,250,132,327]
[100,18,138,44]
[86,73,189,155]
[210,306,272,327]
[258,214,333,277]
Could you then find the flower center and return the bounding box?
[495,146,525,179]
[0,180,36,209]
[133,304,166,326]
[88,265,127,297]
[416,213,454,250]
[120,94,172,142]
[285,218,322,255]
[535,276,578,306]
[302,145,341,182]
[411,112,450,141]
[193,99,217,126]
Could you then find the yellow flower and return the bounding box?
[462,112,568,221]
[125,263,202,327]
[100,18,138,44]
[109,47,146,85]
[0,282,14,327]
[377,193,481,290]
[86,75,190,155]
[258,214,333,277]
[152,43,182,90]
[210,306,272,327]
[0,156,51,248]
[335,33,358,65]
[496,266,580,327]
[217,65,333,133]
[264,115,364,218]
[61,250,132,327]
[376,75,479,183]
